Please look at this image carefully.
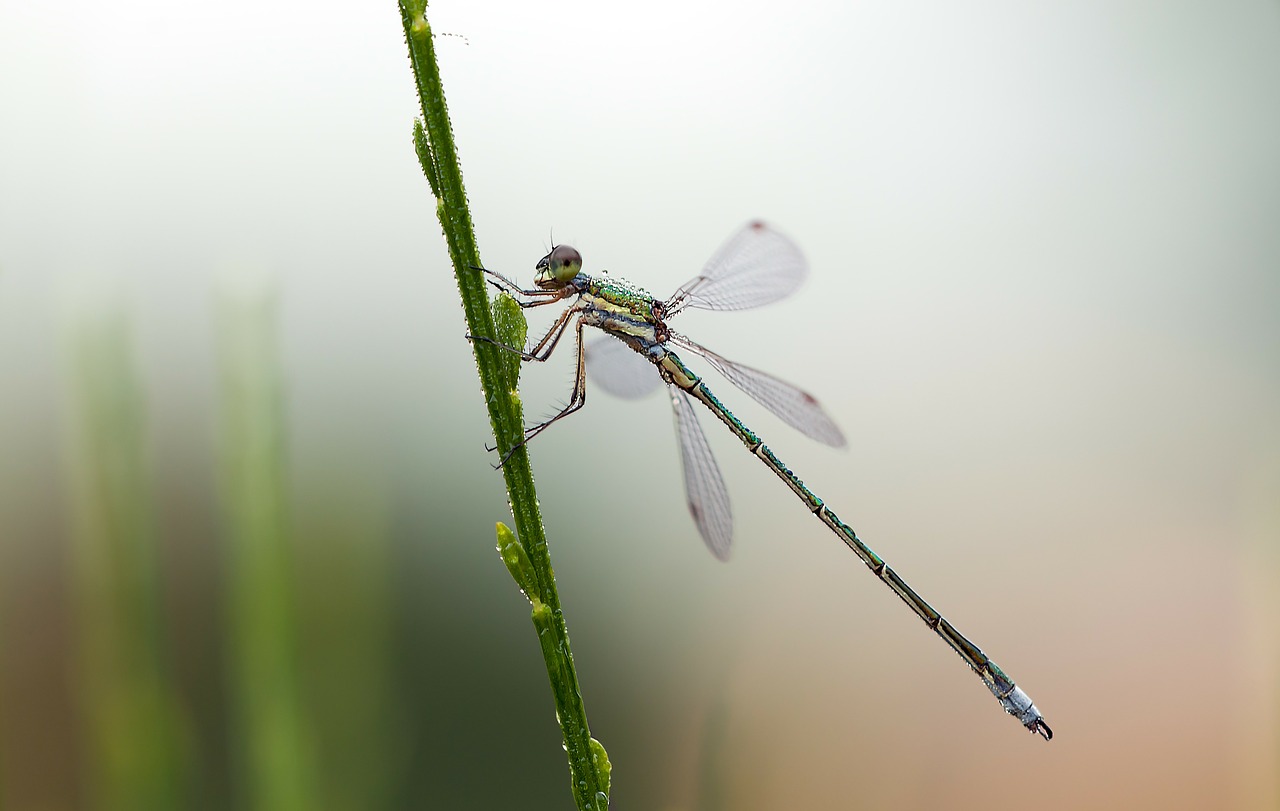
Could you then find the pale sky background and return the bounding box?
[1,1,1278,809]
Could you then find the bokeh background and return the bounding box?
[2,1,1278,809]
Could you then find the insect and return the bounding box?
[474,221,1051,739]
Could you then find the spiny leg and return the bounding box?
[469,309,584,459]
[471,266,574,308]
[469,264,539,296]
[495,319,588,468]
[469,302,581,363]
[502,287,576,310]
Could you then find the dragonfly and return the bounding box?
[474,221,1051,740]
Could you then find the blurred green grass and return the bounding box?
[31,288,622,810]
[67,303,186,811]
[216,287,314,811]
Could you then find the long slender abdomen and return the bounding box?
[659,349,1051,739]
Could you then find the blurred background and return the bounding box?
[1,1,1277,808]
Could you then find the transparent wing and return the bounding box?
[584,335,664,400]
[664,221,808,317]
[671,386,733,560]
[670,334,846,448]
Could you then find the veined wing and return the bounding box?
[663,221,808,317]
[584,334,664,399]
[670,334,846,448]
[587,334,732,557]
[671,386,733,560]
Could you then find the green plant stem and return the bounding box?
[397,4,608,809]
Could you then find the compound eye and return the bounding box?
[547,245,582,281]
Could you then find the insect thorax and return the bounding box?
[579,274,664,344]
[583,275,657,319]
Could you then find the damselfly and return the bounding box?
[475,221,1051,740]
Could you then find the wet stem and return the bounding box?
[396,3,610,809]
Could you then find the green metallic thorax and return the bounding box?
[581,275,659,322]
[578,273,662,342]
